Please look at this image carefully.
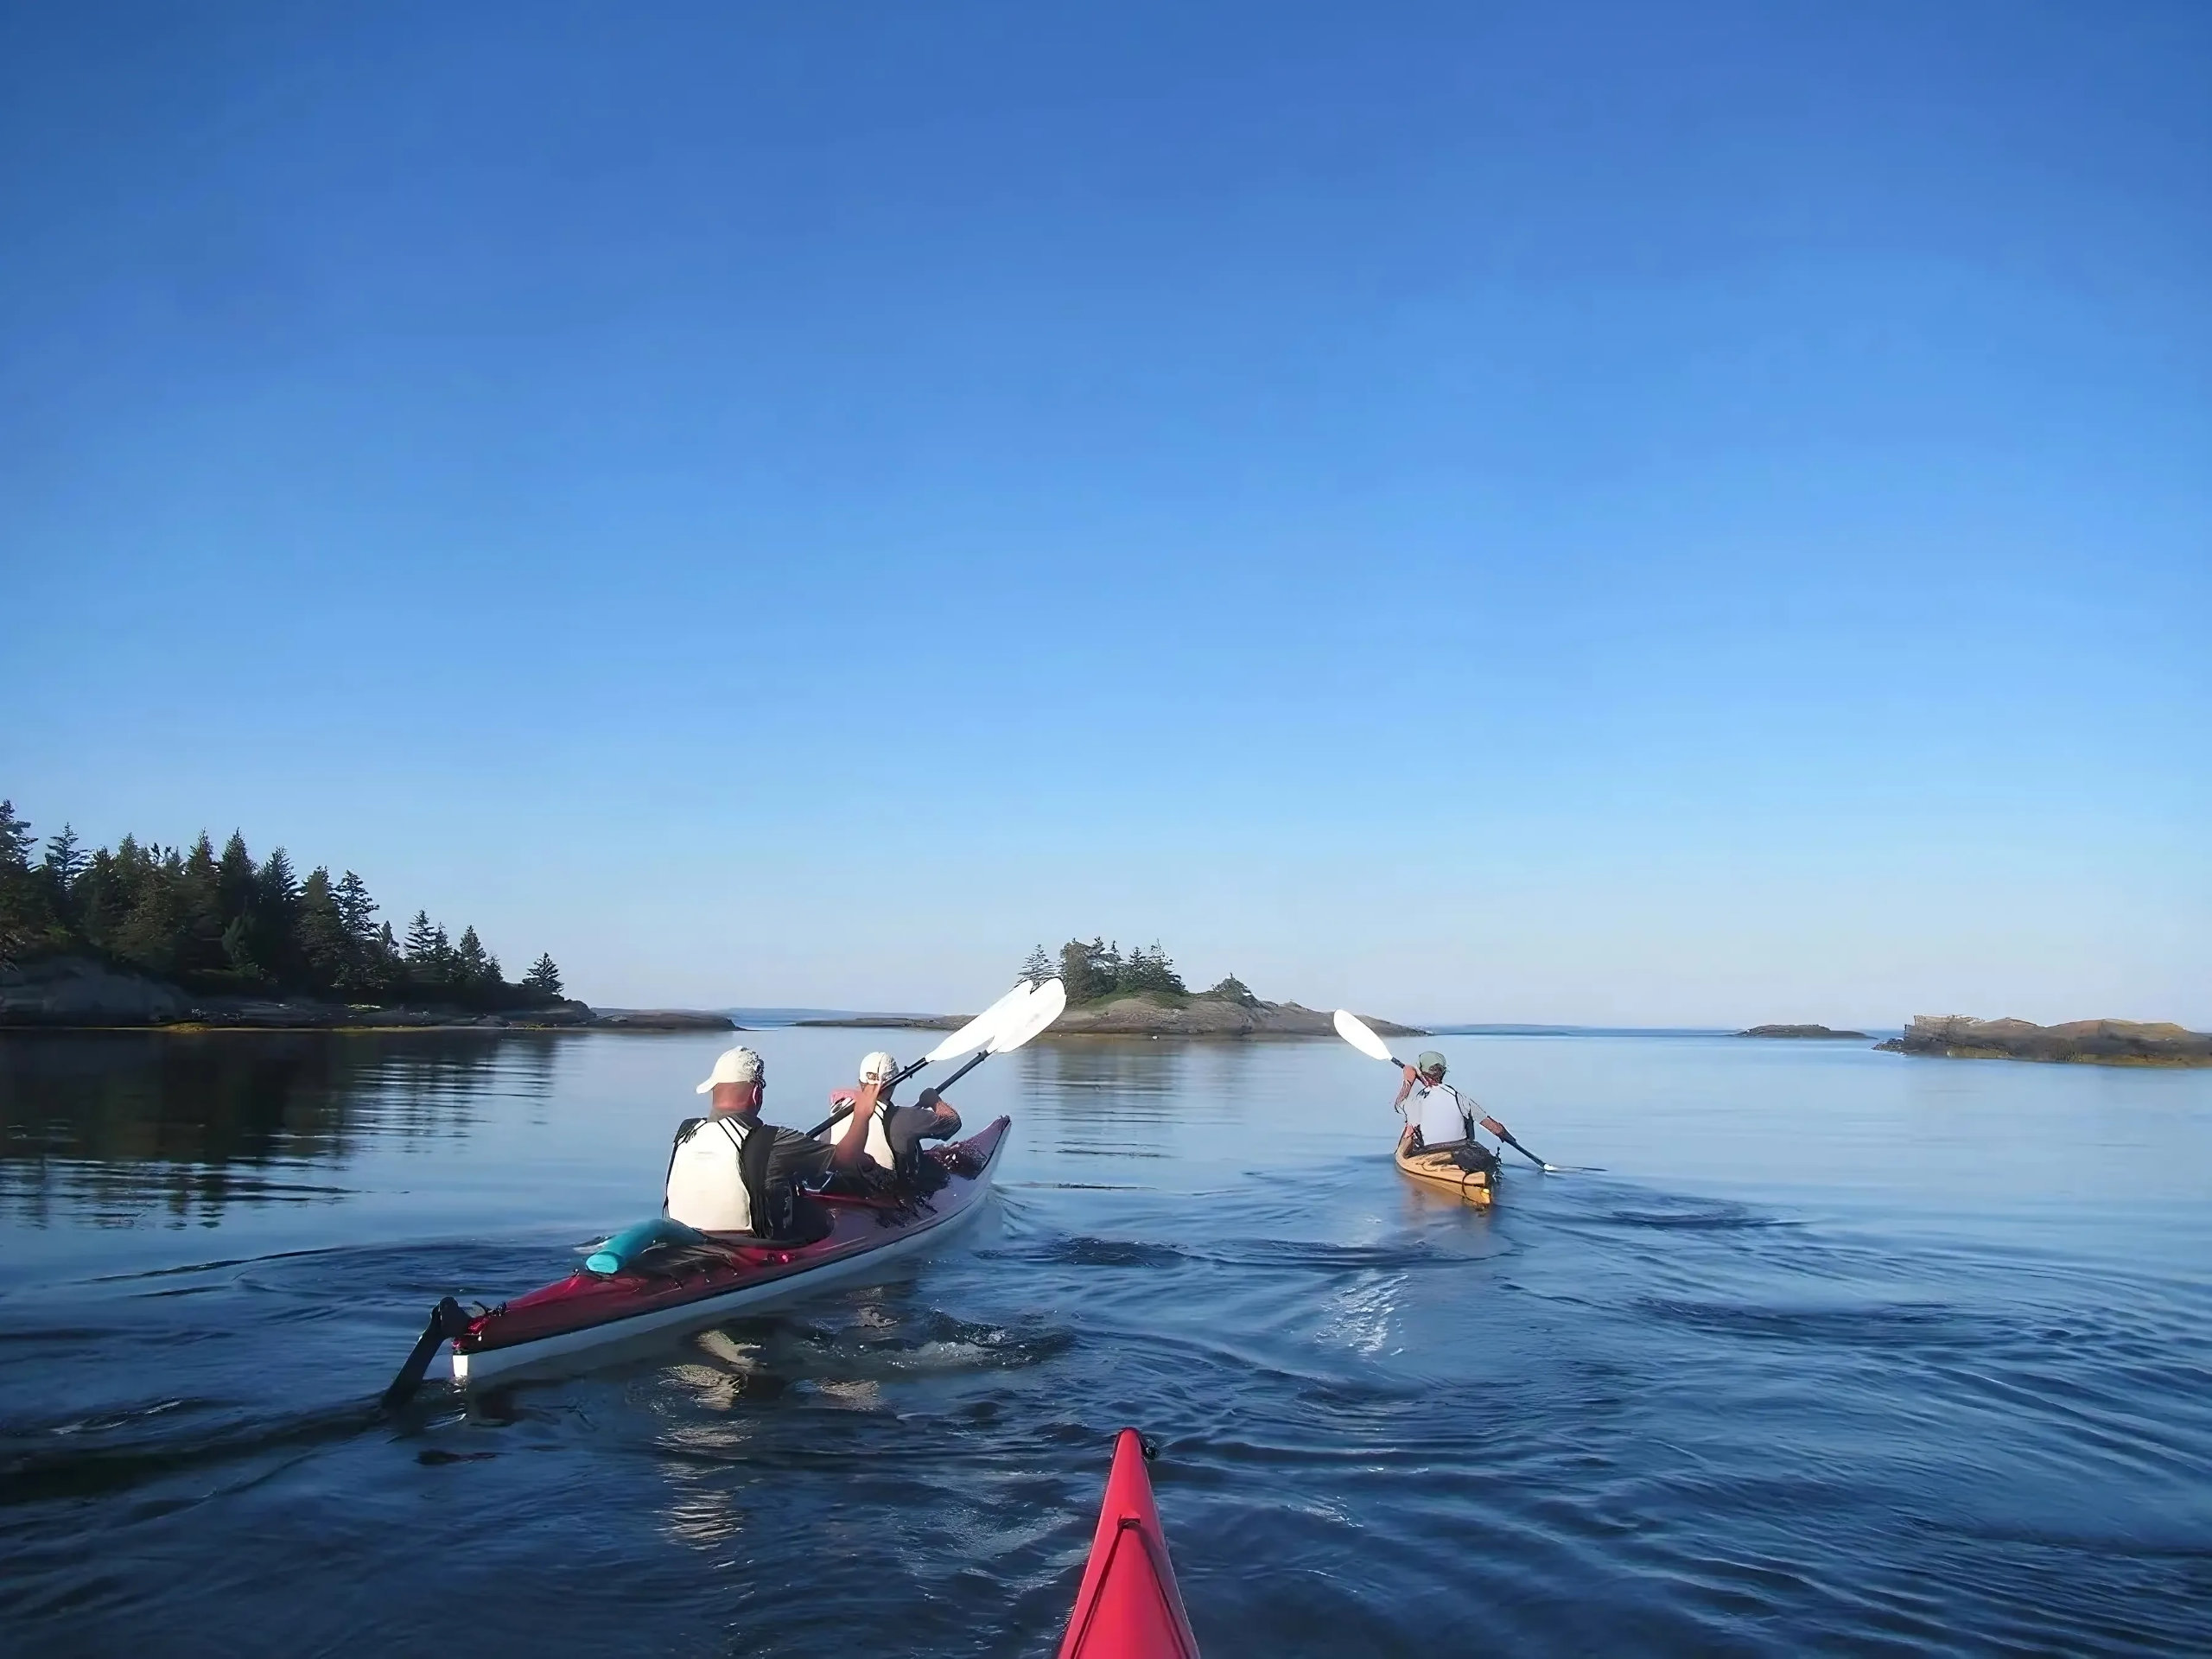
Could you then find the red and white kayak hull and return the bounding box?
[448,1117,1010,1390]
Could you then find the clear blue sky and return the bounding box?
[3,3,2206,1026]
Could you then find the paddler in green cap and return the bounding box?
[1393,1049,1478,1152]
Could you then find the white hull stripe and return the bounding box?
[451,1140,1004,1389]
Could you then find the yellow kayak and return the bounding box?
[1394,1128,1497,1208]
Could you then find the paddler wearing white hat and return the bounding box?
[827,1048,964,1181]
[663,1046,832,1240]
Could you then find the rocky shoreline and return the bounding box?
[801,994,1424,1039]
[0,956,735,1033]
[1878,1014,2211,1067]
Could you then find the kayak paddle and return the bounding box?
[931,976,1068,1089]
[1332,1007,1580,1173]
[805,978,1044,1140]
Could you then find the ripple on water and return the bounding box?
[3,1028,2209,1656]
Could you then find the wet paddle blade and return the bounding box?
[990,977,1066,1052]
[1332,1008,1394,1063]
[923,981,1038,1065]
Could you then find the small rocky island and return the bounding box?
[799,938,1425,1039]
[1878,1015,2212,1067]
[1735,1023,1870,1039]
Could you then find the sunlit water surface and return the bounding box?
[2,1028,2208,1655]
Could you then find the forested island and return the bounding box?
[0,798,728,1031]
[800,938,1425,1038]
[1878,1015,2211,1067]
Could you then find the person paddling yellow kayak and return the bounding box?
[1388,1049,1503,1203]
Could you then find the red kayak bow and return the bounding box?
[1058,1429,1202,1659]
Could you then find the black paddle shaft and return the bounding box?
[1478,1116,1549,1170]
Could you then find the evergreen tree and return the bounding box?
[112,859,184,976]
[216,832,256,926]
[1058,938,1100,1001]
[0,798,585,1010]
[523,953,563,998]
[74,845,130,952]
[334,871,377,943]
[328,871,385,995]
[1120,941,1185,995]
[41,824,86,900]
[177,835,226,975]
[251,848,300,982]
[1056,935,1191,1001]
[0,800,52,961]
[0,801,32,869]
[402,910,443,992]
[1020,944,1053,985]
[454,925,491,988]
[295,867,349,992]
[1205,973,1256,1007]
[257,848,297,909]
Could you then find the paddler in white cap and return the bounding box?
[826,1049,963,1183]
[664,1046,831,1239]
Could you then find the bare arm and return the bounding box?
[832,1079,883,1170]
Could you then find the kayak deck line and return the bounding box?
[1392,1129,1497,1208]
[1059,1429,1202,1659]
[389,1117,1012,1395]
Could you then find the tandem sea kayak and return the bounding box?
[1058,1429,1202,1659]
[385,1117,1011,1399]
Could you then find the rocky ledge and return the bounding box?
[1736,1023,1870,1040]
[802,995,1423,1039]
[0,957,735,1033]
[1877,1015,2211,1067]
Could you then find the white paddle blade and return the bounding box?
[988,976,1066,1053]
[922,981,1037,1065]
[1332,1008,1394,1062]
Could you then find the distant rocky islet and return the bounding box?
[1878,1014,2211,1067]
[1735,1023,1871,1040]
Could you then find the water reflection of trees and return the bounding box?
[1015,1039,1256,1159]
[0,1032,563,1227]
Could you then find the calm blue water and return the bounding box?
[2,1028,2208,1655]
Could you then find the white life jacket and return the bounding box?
[664,1116,753,1232]
[818,1090,895,1168]
[1405,1082,1473,1148]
